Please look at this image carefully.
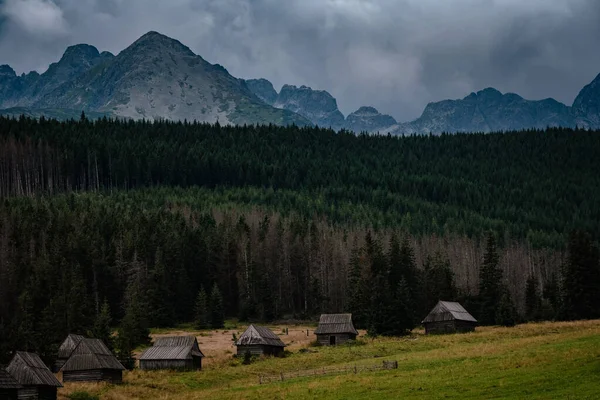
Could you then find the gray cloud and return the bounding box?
[0,0,599,121]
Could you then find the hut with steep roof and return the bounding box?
[314,314,358,345]
[421,301,477,334]
[0,369,22,400]
[235,325,285,356]
[53,334,85,372]
[60,338,125,383]
[6,351,62,400]
[139,336,204,371]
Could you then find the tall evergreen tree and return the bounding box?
[347,244,368,329]
[210,283,225,329]
[194,287,209,330]
[479,232,503,325]
[561,230,600,320]
[495,287,518,327]
[92,299,113,350]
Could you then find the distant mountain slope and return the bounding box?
[0,32,310,126]
[387,88,576,135]
[245,79,395,133]
[0,107,110,120]
[572,73,600,128]
[245,78,278,105]
[274,85,346,130]
[345,106,397,133]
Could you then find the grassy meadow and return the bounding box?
[59,320,600,400]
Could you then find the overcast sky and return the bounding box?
[1,0,599,121]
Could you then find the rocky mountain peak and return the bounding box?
[127,31,196,58]
[60,44,101,63]
[275,84,345,129]
[245,78,278,105]
[572,72,600,126]
[0,65,16,78]
[345,106,397,133]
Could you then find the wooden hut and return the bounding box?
[139,336,204,371]
[6,352,62,400]
[235,325,285,356]
[0,369,22,400]
[422,301,477,334]
[60,338,125,383]
[53,334,85,372]
[314,314,358,345]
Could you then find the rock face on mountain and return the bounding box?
[572,73,600,128]
[388,88,576,135]
[245,79,347,130]
[344,106,396,133]
[274,85,346,130]
[0,32,310,126]
[244,78,278,105]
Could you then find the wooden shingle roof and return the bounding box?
[0,369,22,389]
[57,334,85,359]
[60,339,125,372]
[236,325,285,348]
[6,352,62,387]
[314,314,358,335]
[421,301,477,324]
[139,336,204,361]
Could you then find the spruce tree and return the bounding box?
[495,287,518,327]
[210,283,225,329]
[479,232,503,325]
[194,287,209,330]
[347,244,368,329]
[561,230,600,320]
[92,299,113,350]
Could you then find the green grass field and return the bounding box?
[60,320,600,400]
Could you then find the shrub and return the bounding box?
[69,392,100,400]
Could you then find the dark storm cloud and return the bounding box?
[1,0,599,121]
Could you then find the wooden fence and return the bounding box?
[258,360,398,384]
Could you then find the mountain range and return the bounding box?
[1,31,600,134]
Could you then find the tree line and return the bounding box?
[0,115,599,246]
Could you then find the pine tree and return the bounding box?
[479,232,503,325]
[347,244,368,329]
[210,283,225,329]
[561,230,600,320]
[194,287,209,330]
[422,253,456,317]
[495,287,518,327]
[92,299,113,350]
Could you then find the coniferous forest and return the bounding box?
[0,114,599,365]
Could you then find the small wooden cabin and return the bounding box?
[0,369,22,400]
[53,334,85,372]
[60,338,125,383]
[422,301,477,334]
[139,336,204,371]
[314,314,358,345]
[6,352,62,400]
[235,325,285,357]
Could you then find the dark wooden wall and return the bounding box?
[236,345,283,357]
[0,388,18,400]
[424,320,476,334]
[16,386,57,400]
[139,359,201,371]
[63,369,122,384]
[316,333,356,346]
